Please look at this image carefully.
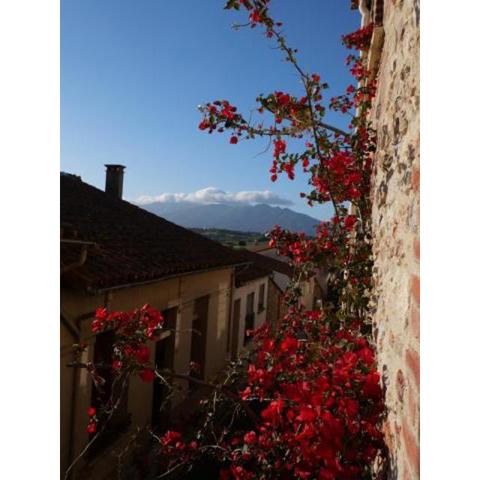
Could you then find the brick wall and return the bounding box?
[368,1,420,478]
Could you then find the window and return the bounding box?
[152,307,177,426]
[229,299,241,358]
[244,292,255,345]
[258,284,266,313]
[88,329,130,458]
[190,295,209,392]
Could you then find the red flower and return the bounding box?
[244,431,257,445]
[135,345,150,364]
[249,11,261,23]
[91,318,105,333]
[198,119,209,131]
[161,430,182,447]
[261,399,284,424]
[95,307,108,320]
[139,368,155,383]
[363,371,382,398]
[276,92,290,106]
[87,407,96,417]
[112,360,123,370]
[280,336,299,354]
[240,386,252,400]
[86,421,97,434]
[344,215,357,231]
[230,136,238,144]
[297,406,316,423]
[273,138,286,157]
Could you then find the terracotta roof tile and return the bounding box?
[235,250,293,285]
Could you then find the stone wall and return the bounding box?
[368,1,420,479]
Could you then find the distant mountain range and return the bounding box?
[138,202,320,236]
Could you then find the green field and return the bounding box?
[191,228,266,247]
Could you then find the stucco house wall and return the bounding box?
[231,276,269,355]
[60,267,234,479]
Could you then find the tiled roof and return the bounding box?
[234,261,271,287]
[235,249,293,279]
[60,174,247,291]
[251,251,293,277]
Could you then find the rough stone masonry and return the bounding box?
[368,1,420,479]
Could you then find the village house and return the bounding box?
[228,259,271,358]
[245,242,327,320]
[60,166,258,479]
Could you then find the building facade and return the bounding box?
[229,262,270,358]
[60,168,247,479]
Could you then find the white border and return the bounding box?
[422,0,480,478]
[0,0,59,477]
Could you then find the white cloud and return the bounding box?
[135,187,293,206]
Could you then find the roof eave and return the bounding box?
[86,261,251,295]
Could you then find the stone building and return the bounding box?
[243,246,325,331]
[353,1,420,478]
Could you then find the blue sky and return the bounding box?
[61,0,359,220]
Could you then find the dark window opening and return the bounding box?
[152,307,177,427]
[244,292,255,345]
[190,296,209,392]
[229,299,241,358]
[258,284,266,313]
[87,330,130,459]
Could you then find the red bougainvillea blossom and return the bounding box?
[76,2,387,479]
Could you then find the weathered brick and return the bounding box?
[410,274,420,306]
[407,385,418,429]
[402,417,420,477]
[413,237,420,261]
[405,348,420,390]
[410,304,419,341]
[402,460,412,480]
[411,166,420,192]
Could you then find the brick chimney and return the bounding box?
[105,164,125,199]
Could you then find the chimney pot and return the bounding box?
[105,164,125,199]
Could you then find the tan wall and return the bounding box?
[300,277,317,311]
[60,267,234,479]
[231,276,269,355]
[60,323,77,477]
[368,1,420,478]
[266,279,281,329]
